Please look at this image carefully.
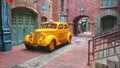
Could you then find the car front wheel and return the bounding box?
[47,40,56,52]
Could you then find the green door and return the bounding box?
[23,15,30,36]
[11,8,37,46]
[11,14,18,46]
[17,14,24,44]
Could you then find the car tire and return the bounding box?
[25,44,35,50]
[47,40,56,52]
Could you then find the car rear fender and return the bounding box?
[67,32,72,41]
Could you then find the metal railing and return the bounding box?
[88,27,120,65]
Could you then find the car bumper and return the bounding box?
[24,42,47,47]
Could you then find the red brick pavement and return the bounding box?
[42,38,95,68]
[0,36,79,68]
[0,45,47,68]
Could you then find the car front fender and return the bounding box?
[24,34,30,43]
[44,35,60,46]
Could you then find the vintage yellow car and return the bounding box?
[24,22,72,51]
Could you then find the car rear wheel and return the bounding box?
[25,44,35,50]
[47,40,55,52]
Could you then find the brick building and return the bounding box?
[1,0,120,51]
[10,0,52,46]
[66,0,120,35]
[51,0,67,22]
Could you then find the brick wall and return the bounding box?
[66,0,120,34]
[10,0,53,27]
[51,0,68,22]
[51,0,60,21]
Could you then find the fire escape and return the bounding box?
[88,27,120,68]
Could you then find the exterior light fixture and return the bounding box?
[79,6,85,12]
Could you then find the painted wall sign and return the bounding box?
[60,15,65,22]
[41,4,48,11]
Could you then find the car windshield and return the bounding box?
[40,23,57,29]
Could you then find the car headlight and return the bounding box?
[29,32,33,38]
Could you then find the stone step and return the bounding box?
[95,58,108,68]
[107,56,120,68]
[96,48,115,60]
[95,46,120,68]
[95,36,120,68]
[95,56,120,68]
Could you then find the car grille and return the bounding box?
[33,32,40,44]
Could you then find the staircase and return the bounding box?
[95,48,120,68]
[88,27,120,68]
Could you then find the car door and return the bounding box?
[57,24,64,41]
[64,24,69,40]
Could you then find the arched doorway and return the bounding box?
[73,15,89,36]
[11,8,37,46]
[95,10,119,33]
[41,16,47,23]
[101,15,117,32]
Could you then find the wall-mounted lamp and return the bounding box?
[79,6,85,12]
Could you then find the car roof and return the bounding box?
[43,22,68,25]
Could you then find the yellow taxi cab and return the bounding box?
[24,21,72,51]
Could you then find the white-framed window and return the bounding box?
[101,0,117,8]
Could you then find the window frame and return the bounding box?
[40,24,57,29]
[101,0,117,8]
[58,24,63,29]
[64,24,68,29]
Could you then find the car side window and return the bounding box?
[64,24,68,29]
[42,24,47,28]
[58,24,63,29]
[51,24,57,29]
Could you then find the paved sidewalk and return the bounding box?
[14,32,95,68]
[42,37,94,68]
[42,32,95,68]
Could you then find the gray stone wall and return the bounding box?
[95,10,120,34]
